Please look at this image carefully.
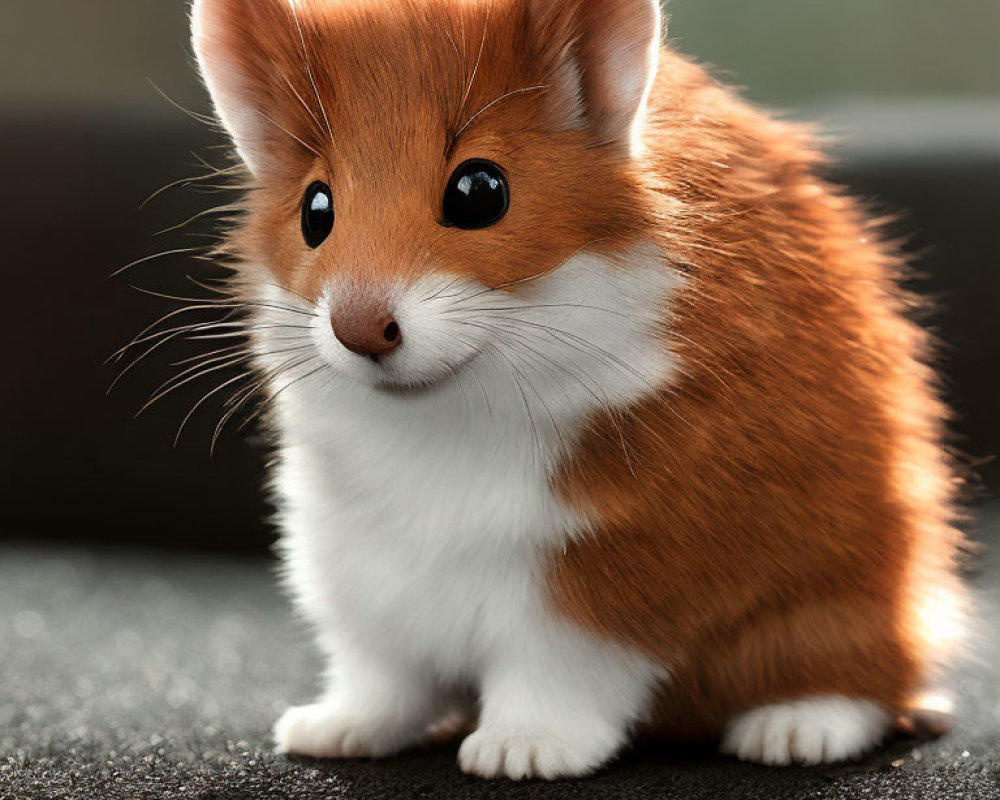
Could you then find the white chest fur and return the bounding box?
[272,374,584,676]
[265,246,681,776]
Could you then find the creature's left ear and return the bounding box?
[529,0,662,156]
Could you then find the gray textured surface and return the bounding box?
[1,507,998,799]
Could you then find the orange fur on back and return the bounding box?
[549,53,965,738]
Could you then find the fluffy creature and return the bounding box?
[187,0,965,779]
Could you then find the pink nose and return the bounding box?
[331,301,401,359]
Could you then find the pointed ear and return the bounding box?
[531,0,662,155]
[191,0,300,175]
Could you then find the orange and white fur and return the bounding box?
[190,0,965,779]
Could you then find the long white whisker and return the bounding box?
[456,2,491,126]
[174,372,249,448]
[211,352,319,453]
[148,79,219,127]
[497,325,636,475]
[108,321,239,393]
[453,237,609,303]
[170,343,247,368]
[289,0,334,143]
[110,318,244,362]
[452,84,548,144]
[125,286,317,318]
[139,352,258,416]
[237,357,326,433]
[255,109,324,160]
[445,300,630,319]
[154,204,242,237]
[111,248,203,279]
[139,165,242,209]
[497,315,693,429]
[482,340,543,466]
[280,72,325,135]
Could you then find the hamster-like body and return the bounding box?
[190,0,965,779]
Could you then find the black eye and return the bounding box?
[301,181,334,248]
[442,159,509,230]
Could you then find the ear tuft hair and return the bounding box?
[531,0,662,155]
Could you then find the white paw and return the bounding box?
[273,703,421,759]
[721,695,892,766]
[458,726,615,780]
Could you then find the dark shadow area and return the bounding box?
[1,109,272,552]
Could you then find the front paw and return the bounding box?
[274,703,422,759]
[458,725,616,780]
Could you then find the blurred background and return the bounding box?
[0,3,998,797]
[1,0,998,553]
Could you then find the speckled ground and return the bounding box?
[1,506,998,800]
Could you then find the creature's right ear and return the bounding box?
[191,0,301,176]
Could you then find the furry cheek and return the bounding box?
[256,244,684,411]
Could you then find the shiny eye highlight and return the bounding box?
[442,159,509,230]
[301,181,334,248]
